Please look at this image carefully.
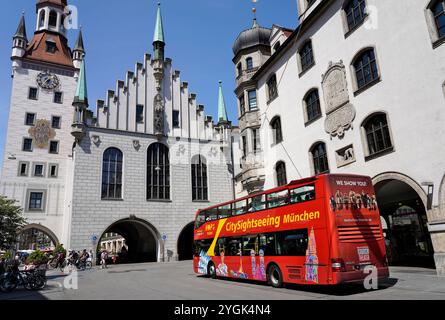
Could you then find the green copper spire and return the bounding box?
[153,3,165,44]
[217,81,228,123]
[74,59,88,106]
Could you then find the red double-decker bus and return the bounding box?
[193,174,389,287]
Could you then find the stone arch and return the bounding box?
[372,172,428,208]
[177,222,195,261]
[439,173,445,210]
[18,224,59,250]
[97,217,162,264]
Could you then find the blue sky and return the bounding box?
[0,0,298,171]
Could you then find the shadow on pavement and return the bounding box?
[198,275,399,296]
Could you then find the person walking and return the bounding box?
[100,250,108,269]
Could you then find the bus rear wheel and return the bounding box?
[268,264,283,288]
[207,262,216,279]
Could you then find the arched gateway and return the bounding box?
[373,173,435,268]
[97,218,161,264]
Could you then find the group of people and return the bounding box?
[330,190,378,212]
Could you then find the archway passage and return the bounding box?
[98,219,158,264]
[17,226,58,251]
[375,179,435,268]
[177,222,195,261]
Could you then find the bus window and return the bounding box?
[242,235,258,255]
[215,238,226,256]
[207,208,218,221]
[227,237,242,256]
[259,234,277,256]
[248,194,266,212]
[233,200,247,216]
[290,184,315,204]
[218,204,232,219]
[267,190,289,209]
[275,229,308,256]
[195,211,206,229]
[194,239,212,256]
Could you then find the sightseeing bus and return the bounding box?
[193,174,389,287]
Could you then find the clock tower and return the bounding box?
[1,0,84,249]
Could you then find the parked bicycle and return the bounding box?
[0,263,46,293]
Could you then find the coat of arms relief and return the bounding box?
[322,61,356,139]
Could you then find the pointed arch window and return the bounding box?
[276,161,287,187]
[311,143,329,175]
[271,116,283,144]
[102,148,123,200]
[49,10,58,28]
[147,143,170,200]
[191,155,208,201]
[363,113,393,157]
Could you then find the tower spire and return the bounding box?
[73,28,85,69]
[153,2,165,44]
[152,2,165,61]
[73,59,88,106]
[14,13,28,41]
[217,81,229,123]
[252,0,259,28]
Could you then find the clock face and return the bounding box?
[36,71,60,91]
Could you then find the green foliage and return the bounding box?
[26,250,48,265]
[1,251,13,260]
[0,196,26,250]
[53,244,66,256]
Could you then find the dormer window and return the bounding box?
[49,10,58,28]
[46,40,57,53]
[246,57,253,70]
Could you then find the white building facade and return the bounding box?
[233,0,445,274]
[1,0,237,263]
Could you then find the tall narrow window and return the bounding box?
[191,155,208,201]
[252,128,261,154]
[433,1,445,38]
[54,92,63,104]
[267,74,278,102]
[246,57,253,70]
[311,142,329,175]
[299,40,314,73]
[23,138,33,152]
[248,90,257,110]
[173,110,180,128]
[353,48,379,90]
[26,113,36,126]
[49,10,58,27]
[304,89,321,122]
[136,105,144,123]
[271,117,283,144]
[49,141,59,154]
[344,0,367,32]
[29,88,38,100]
[52,116,61,129]
[276,161,287,187]
[242,136,247,158]
[39,10,45,28]
[102,148,123,200]
[147,143,170,200]
[239,95,246,116]
[364,113,393,156]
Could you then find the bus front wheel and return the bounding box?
[207,262,216,279]
[268,264,283,288]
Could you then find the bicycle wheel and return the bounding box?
[0,276,18,293]
[85,261,92,270]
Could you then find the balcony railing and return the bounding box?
[236,67,260,86]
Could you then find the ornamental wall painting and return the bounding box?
[28,119,56,148]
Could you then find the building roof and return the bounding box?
[153,3,165,43]
[23,31,74,68]
[14,14,27,40]
[73,59,88,106]
[37,0,68,9]
[232,19,271,57]
[217,81,228,123]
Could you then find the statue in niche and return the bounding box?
[154,93,164,135]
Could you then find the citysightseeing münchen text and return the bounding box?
[225,210,321,233]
